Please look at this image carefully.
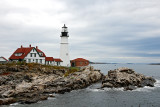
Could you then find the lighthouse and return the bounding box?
[60,24,70,67]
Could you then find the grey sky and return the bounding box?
[0,0,160,63]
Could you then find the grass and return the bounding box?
[0,62,80,76]
[64,67,80,77]
[3,61,27,66]
[0,62,77,72]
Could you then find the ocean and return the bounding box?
[4,64,160,107]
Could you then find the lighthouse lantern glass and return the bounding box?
[62,27,68,32]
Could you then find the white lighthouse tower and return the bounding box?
[60,24,70,67]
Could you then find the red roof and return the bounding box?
[9,47,34,60]
[9,45,46,60]
[71,58,89,62]
[0,56,8,61]
[45,57,54,61]
[54,58,63,62]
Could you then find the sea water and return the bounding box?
[4,64,160,107]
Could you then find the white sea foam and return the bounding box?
[87,79,160,92]
[87,87,124,92]
[133,79,160,92]
[103,87,124,91]
[9,102,19,106]
[48,97,56,100]
[86,86,105,92]
[155,79,160,87]
[87,88,105,92]
[133,86,154,92]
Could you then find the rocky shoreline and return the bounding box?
[0,64,157,105]
[0,64,103,105]
[101,67,156,90]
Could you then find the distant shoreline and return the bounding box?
[90,62,160,65]
[149,63,160,65]
[90,62,108,64]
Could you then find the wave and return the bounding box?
[133,86,155,92]
[134,79,160,92]
[48,97,56,100]
[9,102,19,106]
[104,87,124,91]
[87,87,124,92]
[87,79,160,92]
[87,88,104,92]
[154,79,160,87]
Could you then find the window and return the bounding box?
[33,59,34,61]
[28,59,31,63]
[30,53,32,57]
[15,53,22,56]
[33,49,34,52]
[39,53,43,56]
[57,62,60,66]
[40,59,42,63]
[34,53,36,57]
[36,59,38,63]
[80,62,83,65]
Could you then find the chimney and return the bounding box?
[36,46,38,49]
[21,45,23,48]
[29,44,31,47]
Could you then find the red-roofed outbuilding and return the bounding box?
[54,58,63,62]
[54,58,63,66]
[70,58,89,67]
[45,57,54,65]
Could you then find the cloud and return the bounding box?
[0,0,160,63]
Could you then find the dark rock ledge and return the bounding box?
[101,67,156,90]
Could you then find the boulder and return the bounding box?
[18,94,48,104]
[0,98,16,105]
[139,77,156,87]
[102,67,156,90]
[124,85,136,91]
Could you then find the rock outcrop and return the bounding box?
[0,64,103,105]
[102,67,156,90]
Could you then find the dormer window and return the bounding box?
[39,52,43,56]
[15,53,22,56]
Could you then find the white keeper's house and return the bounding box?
[9,45,63,66]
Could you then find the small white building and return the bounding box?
[9,45,63,66]
[54,58,63,66]
[0,56,8,63]
[45,57,55,65]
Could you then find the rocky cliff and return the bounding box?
[0,64,103,105]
